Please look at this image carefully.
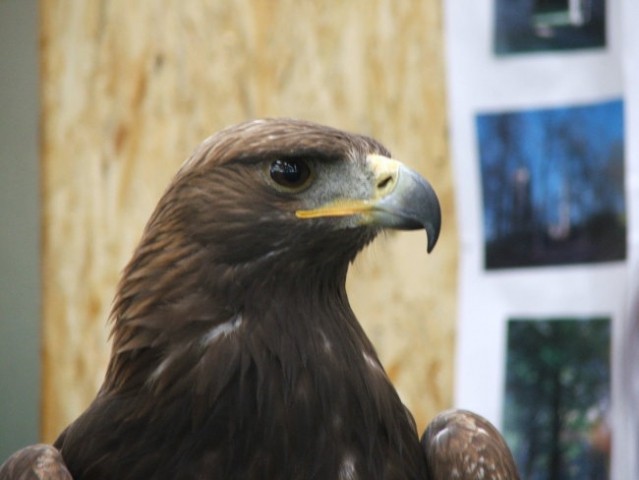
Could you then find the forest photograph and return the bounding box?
[476,99,625,270]
[503,317,611,479]
[494,0,606,55]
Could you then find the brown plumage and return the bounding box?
[0,444,71,480]
[422,410,520,480]
[0,119,518,479]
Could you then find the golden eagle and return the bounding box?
[0,119,518,479]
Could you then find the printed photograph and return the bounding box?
[477,99,625,270]
[503,317,611,479]
[494,0,606,55]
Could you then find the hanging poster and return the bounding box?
[444,0,633,478]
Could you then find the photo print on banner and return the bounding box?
[503,317,611,479]
[476,99,625,270]
[494,0,606,55]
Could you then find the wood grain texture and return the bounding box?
[40,0,456,441]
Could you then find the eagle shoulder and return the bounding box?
[0,444,72,480]
[421,409,520,480]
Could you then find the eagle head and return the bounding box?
[156,118,438,261]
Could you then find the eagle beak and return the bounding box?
[296,154,441,253]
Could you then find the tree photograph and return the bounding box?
[503,317,611,479]
[477,99,625,270]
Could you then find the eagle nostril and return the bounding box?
[377,175,394,192]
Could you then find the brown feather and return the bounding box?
[0,444,72,480]
[422,409,521,480]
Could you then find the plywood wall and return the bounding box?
[40,0,456,441]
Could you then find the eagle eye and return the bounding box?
[269,158,311,190]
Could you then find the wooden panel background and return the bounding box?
[40,0,457,442]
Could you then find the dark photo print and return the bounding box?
[503,317,611,479]
[494,0,606,55]
[477,99,625,270]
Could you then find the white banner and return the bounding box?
[444,1,633,478]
